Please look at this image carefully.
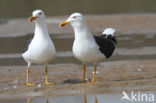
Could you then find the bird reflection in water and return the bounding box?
[27,97,49,103]
[84,95,98,103]
[27,97,30,103]
[46,97,49,103]
[27,95,98,103]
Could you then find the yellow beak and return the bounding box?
[29,16,36,22]
[59,21,70,27]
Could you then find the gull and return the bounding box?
[22,10,56,86]
[60,13,117,83]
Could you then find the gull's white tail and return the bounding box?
[102,28,115,36]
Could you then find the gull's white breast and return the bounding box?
[22,37,56,64]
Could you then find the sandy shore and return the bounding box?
[1,14,156,37]
[0,60,156,99]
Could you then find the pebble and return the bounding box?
[138,68,142,72]
[4,88,7,90]
[37,84,42,87]
[13,86,17,89]
[93,71,99,74]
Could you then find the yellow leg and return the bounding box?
[84,95,87,103]
[92,64,97,83]
[45,65,55,85]
[26,67,35,86]
[82,64,86,83]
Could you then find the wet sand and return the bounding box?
[0,60,156,100]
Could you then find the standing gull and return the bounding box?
[60,13,117,83]
[22,10,56,86]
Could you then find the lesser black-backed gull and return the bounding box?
[60,13,117,83]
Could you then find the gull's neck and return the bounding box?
[34,20,50,39]
[72,20,94,41]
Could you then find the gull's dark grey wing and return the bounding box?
[23,38,32,53]
[94,35,117,58]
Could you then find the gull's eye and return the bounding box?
[38,12,42,15]
[73,16,77,18]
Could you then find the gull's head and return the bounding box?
[29,10,45,22]
[60,13,84,27]
[102,28,115,36]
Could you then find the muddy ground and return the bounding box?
[0,60,156,100]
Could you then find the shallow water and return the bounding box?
[0,33,156,66]
[1,91,156,103]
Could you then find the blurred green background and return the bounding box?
[0,0,156,19]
